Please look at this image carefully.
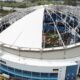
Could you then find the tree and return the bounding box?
[64,0,77,6]
[30,0,49,5]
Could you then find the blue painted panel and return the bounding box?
[65,65,78,80]
[0,64,58,80]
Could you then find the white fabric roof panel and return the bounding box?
[0,8,44,49]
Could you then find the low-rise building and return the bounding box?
[0,0,24,2]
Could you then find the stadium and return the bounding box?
[0,5,80,80]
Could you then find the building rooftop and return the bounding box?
[0,5,80,51]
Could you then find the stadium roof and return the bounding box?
[0,8,44,49]
[0,6,80,50]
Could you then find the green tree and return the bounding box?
[64,0,77,6]
[30,0,49,5]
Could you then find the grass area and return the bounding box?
[0,1,64,8]
[24,1,63,7]
[0,1,63,17]
[0,10,15,17]
[0,1,26,8]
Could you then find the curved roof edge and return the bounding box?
[0,41,80,52]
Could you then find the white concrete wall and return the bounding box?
[58,67,66,80]
[1,45,80,59]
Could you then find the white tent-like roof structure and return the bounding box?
[0,6,80,50]
[0,8,44,49]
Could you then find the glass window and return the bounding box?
[49,73,58,78]
[15,68,22,75]
[23,71,31,77]
[32,72,40,77]
[8,67,14,72]
[1,64,7,69]
[41,73,49,78]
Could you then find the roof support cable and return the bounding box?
[48,10,66,59]
[46,9,65,49]
[58,10,80,38]
[68,12,79,24]
[51,10,80,44]
[52,10,75,44]
[64,15,80,44]
[52,6,80,44]
[52,10,68,44]
[65,12,80,36]
[64,14,80,41]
